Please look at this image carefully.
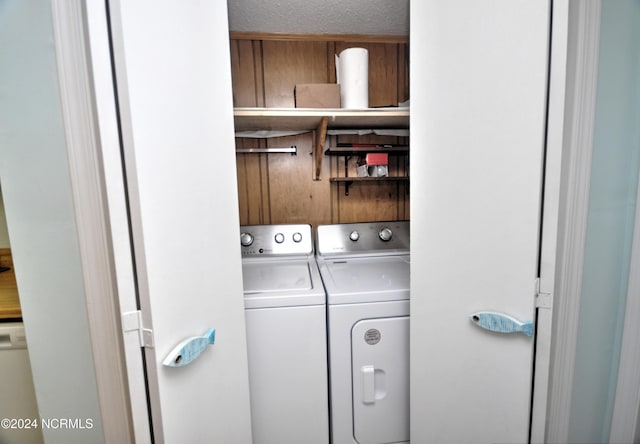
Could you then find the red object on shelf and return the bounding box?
[365,153,388,165]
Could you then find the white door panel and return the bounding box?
[410,1,550,442]
[107,1,252,442]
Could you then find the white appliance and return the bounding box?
[240,224,329,444]
[316,221,410,444]
[0,322,43,444]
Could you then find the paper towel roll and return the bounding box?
[335,48,368,109]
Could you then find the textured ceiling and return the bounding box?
[227,0,409,36]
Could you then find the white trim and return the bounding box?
[82,0,154,441]
[545,0,601,442]
[530,0,570,441]
[104,2,256,442]
[609,166,640,442]
[101,1,165,441]
[50,0,134,442]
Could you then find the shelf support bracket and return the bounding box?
[313,116,329,180]
[344,180,353,196]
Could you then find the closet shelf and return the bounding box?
[330,177,410,196]
[325,145,409,156]
[233,107,409,132]
[233,107,409,181]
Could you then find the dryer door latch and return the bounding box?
[361,365,387,404]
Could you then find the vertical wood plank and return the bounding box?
[330,144,341,223]
[230,40,258,107]
[267,134,332,227]
[398,43,410,104]
[262,41,330,107]
[236,139,269,225]
[259,149,270,223]
[254,40,265,107]
[338,182,399,223]
[367,43,400,107]
[236,151,249,225]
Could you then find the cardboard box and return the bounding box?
[295,84,340,108]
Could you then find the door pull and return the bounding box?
[469,312,534,337]
[163,328,216,367]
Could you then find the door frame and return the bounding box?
[544,1,601,441]
[544,0,640,441]
[529,0,572,440]
[50,0,149,442]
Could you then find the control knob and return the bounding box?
[240,232,254,247]
[378,227,393,242]
[274,233,285,244]
[349,231,360,241]
[292,232,303,243]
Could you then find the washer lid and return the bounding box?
[242,261,312,293]
[242,258,325,309]
[318,255,410,304]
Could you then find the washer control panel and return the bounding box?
[316,221,409,256]
[240,224,312,256]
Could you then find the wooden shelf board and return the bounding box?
[325,146,409,155]
[0,248,21,319]
[330,176,409,182]
[230,32,409,44]
[330,176,409,195]
[234,107,409,132]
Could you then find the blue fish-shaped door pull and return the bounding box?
[163,328,216,367]
[469,312,534,337]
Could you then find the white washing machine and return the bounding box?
[316,221,410,444]
[240,224,329,444]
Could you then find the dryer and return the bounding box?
[240,224,329,444]
[316,221,410,444]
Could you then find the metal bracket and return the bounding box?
[535,278,553,309]
[122,310,154,348]
[344,180,354,196]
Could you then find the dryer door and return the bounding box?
[352,316,409,444]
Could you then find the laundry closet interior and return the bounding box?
[227,7,412,444]
[230,34,410,226]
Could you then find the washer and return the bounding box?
[316,221,410,444]
[240,224,329,444]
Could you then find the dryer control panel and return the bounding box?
[316,221,409,256]
[240,224,313,256]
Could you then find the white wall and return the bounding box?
[0,2,105,442]
[568,0,640,441]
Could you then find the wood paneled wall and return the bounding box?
[231,34,410,227]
